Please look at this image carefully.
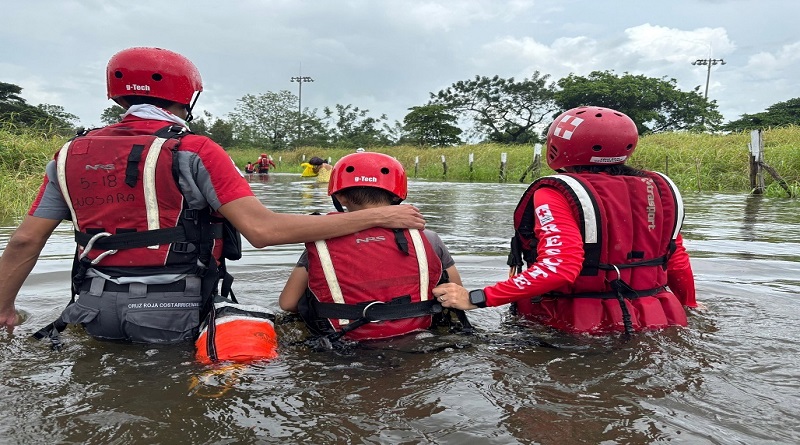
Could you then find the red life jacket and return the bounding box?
[300,226,443,341]
[55,120,238,280]
[509,172,687,334]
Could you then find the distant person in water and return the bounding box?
[256,153,275,174]
[300,156,333,182]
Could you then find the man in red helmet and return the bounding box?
[0,47,424,345]
[434,106,698,336]
[279,152,465,342]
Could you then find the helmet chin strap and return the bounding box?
[185,92,201,122]
[332,196,345,213]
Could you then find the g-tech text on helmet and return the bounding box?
[353,176,378,183]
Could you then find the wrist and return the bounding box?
[468,288,487,308]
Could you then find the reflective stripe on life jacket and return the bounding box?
[302,227,443,341]
[56,123,220,273]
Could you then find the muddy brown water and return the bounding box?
[1,173,799,444]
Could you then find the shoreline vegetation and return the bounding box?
[1,126,798,222]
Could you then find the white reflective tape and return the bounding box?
[315,240,349,325]
[143,137,168,248]
[408,229,430,301]
[652,172,684,239]
[545,175,598,244]
[55,141,78,231]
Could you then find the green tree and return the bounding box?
[36,104,79,134]
[100,104,126,125]
[1,82,77,135]
[229,90,298,149]
[402,104,462,146]
[208,117,236,148]
[0,81,26,104]
[323,104,391,147]
[430,73,556,143]
[555,70,722,134]
[724,98,800,132]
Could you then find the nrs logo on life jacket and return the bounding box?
[85,164,115,171]
[356,236,386,244]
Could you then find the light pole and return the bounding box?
[290,72,314,142]
[692,58,725,99]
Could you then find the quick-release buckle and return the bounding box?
[362,301,385,322]
[183,209,199,221]
[172,242,196,253]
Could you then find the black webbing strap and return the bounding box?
[312,298,442,322]
[125,144,145,187]
[393,229,409,255]
[544,286,666,300]
[74,224,224,252]
[205,303,219,362]
[75,227,186,251]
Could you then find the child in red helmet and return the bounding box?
[434,106,698,336]
[279,152,465,342]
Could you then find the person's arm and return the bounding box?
[667,233,697,308]
[278,266,309,312]
[0,215,62,329]
[434,187,584,310]
[444,265,462,287]
[218,196,424,248]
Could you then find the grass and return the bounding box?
[2,126,799,221]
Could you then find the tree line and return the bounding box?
[3,70,799,149]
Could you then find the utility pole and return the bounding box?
[692,58,725,100]
[290,67,314,142]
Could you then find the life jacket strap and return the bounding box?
[311,298,442,322]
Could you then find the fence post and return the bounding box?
[518,143,541,183]
[469,153,474,174]
[499,152,507,182]
[749,130,765,194]
[441,155,448,177]
[415,156,419,178]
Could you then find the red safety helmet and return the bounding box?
[545,106,638,171]
[106,47,203,106]
[328,152,407,202]
[261,153,267,157]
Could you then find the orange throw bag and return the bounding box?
[195,299,278,364]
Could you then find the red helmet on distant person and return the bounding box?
[106,47,203,106]
[261,153,267,157]
[328,152,407,202]
[545,106,638,171]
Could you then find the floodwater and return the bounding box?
[1,172,799,445]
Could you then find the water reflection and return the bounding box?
[1,173,799,444]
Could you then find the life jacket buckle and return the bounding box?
[362,301,385,322]
[172,242,196,253]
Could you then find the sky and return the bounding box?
[2,0,798,130]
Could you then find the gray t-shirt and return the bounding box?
[296,229,455,270]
